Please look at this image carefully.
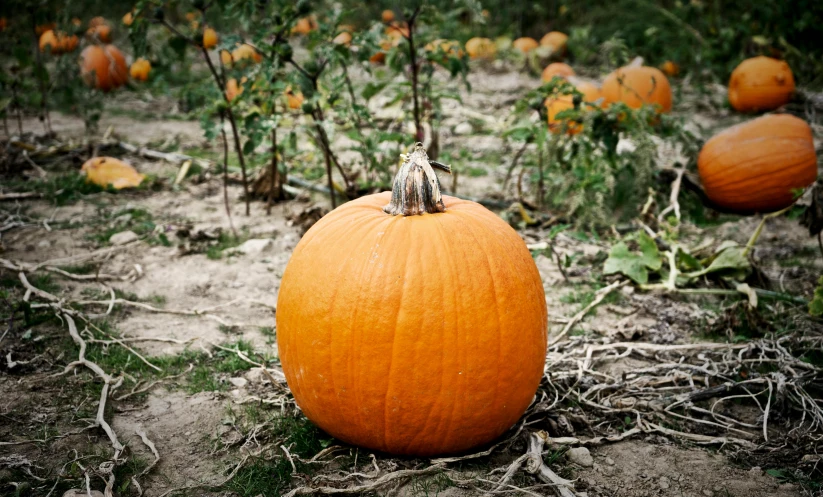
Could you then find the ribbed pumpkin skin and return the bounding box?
[541,62,575,82]
[512,37,538,54]
[602,66,672,112]
[277,192,548,456]
[80,45,128,92]
[697,114,817,213]
[728,56,795,113]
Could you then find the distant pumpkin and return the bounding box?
[203,27,218,49]
[130,58,151,81]
[660,60,679,77]
[545,93,579,134]
[230,44,262,64]
[602,65,672,113]
[465,37,496,60]
[381,10,395,23]
[292,16,317,35]
[385,21,409,40]
[80,44,128,92]
[88,23,112,43]
[39,30,79,55]
[122,12,134,26]
[728,56,794,113]
[225,77,245,102]
[424,39,464,62]
[541,62,575,82]
[81,157,145,189]
[36,23,56,36]
[285,87,304,110]
[333,31,352,47]
[574,80,602,106]
[512,37,538,54]
[697,114,817,213]
[539,31,568,56]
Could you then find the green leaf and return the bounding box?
[810,276,823,317]
[604,242,651,284]
[636,232,661,271]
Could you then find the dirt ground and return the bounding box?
[1,61,822,497]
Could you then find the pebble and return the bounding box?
[703,490,714,496]
[109,230,139,245]
[567,447,594,467]
[659,476,670,490]
[604,457,615,466]
[229,377,248,388]
[454,122,473,135]
[233,238,274,256]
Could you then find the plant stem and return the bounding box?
[503,140,529,191]
[384,143,451,216]
[267,127,278,215]
[537,147,544,209]
[743,204,794,258]
[31,19,51,135]
[11,81,23,136]
[220,112,238,239]
[407,10,423,143]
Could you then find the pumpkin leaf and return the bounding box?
[810,276,823,317]
[603,232,661,285]
[685,243,750,280]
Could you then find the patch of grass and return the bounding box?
[206,231,249,260]
[259,326,276,345]
[56,263,98,275]
[409,471,454,497]
[224,457,296,497]
[2,173,111,206]
[87,207,165,247]
[766,468,822,492]
[466,166,488,177]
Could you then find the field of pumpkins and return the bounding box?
[0,1,822,496]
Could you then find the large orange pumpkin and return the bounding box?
[81,157,144,189]
[728,56,795,113]
[697,114,817,213]
[541,62,575,82]
[465,37,496,60]
[80,45,128,92]
[277,144,548,456]
[539,31,568,55]
[602,65,672,113]
[512,37,538,54]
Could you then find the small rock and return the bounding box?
[37,240,51,248]
[229,377,248,388]
[109,230,139,246]
[604,457,615,466]
[567,447,594,468]
[659,476,670,490]
[233,238,274,256]
[63,491,105,497]
[454,122,473,135]
[703,490,714,496]
[748,466,762,476]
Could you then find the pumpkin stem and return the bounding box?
[384,143,451,216]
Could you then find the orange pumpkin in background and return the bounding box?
[381,9,395,23]
[276,144,547,456]
[697,114,817,213]
[541,62,575,82]
[225,77,246,102]
[285,87,305,110]
[465,37,496,60]
[385,21,409,40]
[81,157,145,189]
[574,80,603,105]
[0,18,7,32]
[36,23,56,36]
[130,58,151,81]
[539,31,568,56]
[292,16,317,35]
[122,12,134,26]
[230,44,263,64]
[202,28,218,49]
[333,31,352,47]
[660,60,679,77]
[88,24,112,43]
[80,44,128,92]
[39,30,79,55]
[728,56,795,113]
[602,65,672,112]
[512,37,538,54]
[545,93,579,134]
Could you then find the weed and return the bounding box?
[206,231,249,260]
